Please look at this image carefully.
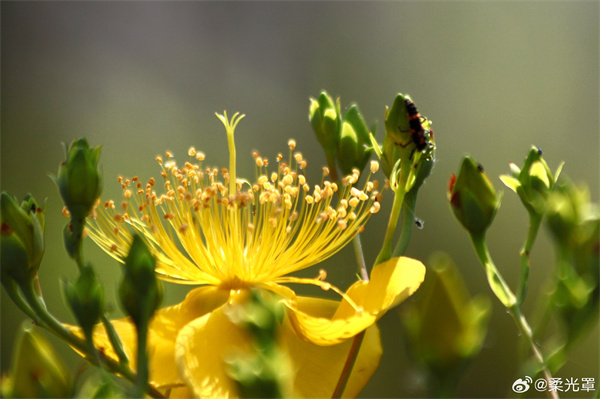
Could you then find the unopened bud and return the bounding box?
[448,156,501,235]
[337,105,373,176]
[1,325,70,398]
[62,264,104,335]
[309,91,341,160]
[119,235,162,327]
[500,146,563,217]
[52,138,102,221]
[0,192,45,285]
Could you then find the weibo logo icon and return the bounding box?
[512,376,533,393]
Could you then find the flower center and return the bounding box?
[86,113,382,287]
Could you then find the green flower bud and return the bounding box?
[373,93,435,179]
[500,146,563,217]
[119,235,162,327]
[1,325,70,398]
[62,264,104,335]
[309,91,341,159]
[1,192,45,284]
[448,156,501,235]
[337,105,373,176]
[225,289,290,399]
[52,138,102,220]
[402,252,490,381]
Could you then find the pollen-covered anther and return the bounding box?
[247,223,255,232]
[113,227,119,235]
[179,223,189,234]
[114,213,124,223]
[322,167,330,177]
[370,161,380,174]
[188,147,196,157]
[62,206,71,218]
[294,152,303,163]
[121,201,128,211]
[289,211,298,222]
[110,244,118,252]
[164,212,175,220]
[318,269,327,280]
[166,151,174,158]
[337,220,348,230]
[370,202,381,214]
[196,152,205,161]
[282,174,294,186]
[288,139,296,150]
[269,217,278,228]
[156,155,163,164]
[316,212,328,224]
[349,197,360,208]
[257,175,268,186]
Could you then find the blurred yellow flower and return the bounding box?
[82,112,425,398]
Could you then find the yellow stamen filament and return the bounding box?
[86,113,382,294]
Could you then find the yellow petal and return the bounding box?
[336,256,426,319]
[67,285,229,389]
[280,296,382,398]
[175,290,252,399]
[281,257,425,345]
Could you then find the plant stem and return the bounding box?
[135,325,150,398]
[374,186,406,266]
[331,331,365,399]
[517,214,542,304]
[2,279,40,323]
[469,234,558,399]
[20,279,164,398]
[352,234,369,281]
[101,313,130,367]
[392,190,417,258]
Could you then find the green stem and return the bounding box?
[101,313,130,367]
[508,305,559,399]
[331,330,365,399]
[19,279,164,398]
[517,213,542,305]
[374,186,406,266]
[352,234,369,281]
[469,234,558,399]
[470,234,516,308]
[1,278,40,323]
[135,324,150,398]
[392,190,417,258]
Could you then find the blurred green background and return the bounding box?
[2,2,598,398]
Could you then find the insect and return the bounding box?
[404,98,431,151]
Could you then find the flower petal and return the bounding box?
[283,257,425,345]
[280,296,382,398]
[67,285,229,389]
[335,256,426,318]
[175,290,251,399]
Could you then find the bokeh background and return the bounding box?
[2,2,598,398]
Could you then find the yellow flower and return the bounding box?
[81,112,425,398]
